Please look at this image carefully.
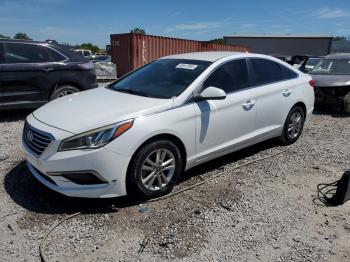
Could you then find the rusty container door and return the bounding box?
[111,33,250,77]
[110,33,133,77]
[131,34,202,70]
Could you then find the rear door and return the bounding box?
[247,58,299,137]
[194,59,257,162]
[0,42,62,106]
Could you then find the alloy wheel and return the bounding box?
[57,90,76,97]
[288,111,303,139]
[141,148,176,191]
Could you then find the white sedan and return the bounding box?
[22,52,315,198]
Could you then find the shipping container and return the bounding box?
[111,33,250,77]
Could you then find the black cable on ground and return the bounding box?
[314,179,340,206]
[146,147,288,203]
[0,156,9,163]
[0,211,21,221]
[0,148,288,262]
[2,147,289,262]
[39,212,81,262]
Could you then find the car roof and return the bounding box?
[0,38,88,63]
[160,51,245,62]
[325,53,350,59]
[0,38,44,44]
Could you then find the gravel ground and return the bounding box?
[0,108,349,262]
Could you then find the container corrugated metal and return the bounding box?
[111,33,250,77]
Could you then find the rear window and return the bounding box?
[249,58,297,86]
[53,45,87,62]
[4,43,66,63]
[47,47,66,62]
[83,50,91,56]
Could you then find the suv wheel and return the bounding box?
[127,140,183,199]
[344,92,350,114]
[50,85,80,100]
[279,106,305,145]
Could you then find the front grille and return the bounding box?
[23,122,53,156]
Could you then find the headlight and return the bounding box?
[59,119,133,151]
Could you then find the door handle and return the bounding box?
[282,90,292,97]
[41,68,54,73]
[242,100,255,110]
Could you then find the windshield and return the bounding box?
[108,59,211,99]
[311,59,350,75]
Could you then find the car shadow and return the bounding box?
[3,161,137,215]
[0,109,32,123]
[4,139,280,215]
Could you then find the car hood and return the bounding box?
[311,74,350,87]
[33,87,173,134]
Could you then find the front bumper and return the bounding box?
[23,114,131,198]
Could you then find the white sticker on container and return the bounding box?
[176,63,198,70]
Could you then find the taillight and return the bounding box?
[309,79,315,88]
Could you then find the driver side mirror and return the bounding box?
[195,86,226,101]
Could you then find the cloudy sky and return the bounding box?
[0,0,349,47]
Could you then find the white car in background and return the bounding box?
[74,49,93,58]
[22,52,315,199]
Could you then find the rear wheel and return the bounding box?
[343,92,350,114]
[50,85,80,100]
[127,140,183,199]
[279,106,305,145]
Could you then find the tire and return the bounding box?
[50,85,80,100]
[279,106,305,145]
[127,140,183,199]
[343,92,350,114]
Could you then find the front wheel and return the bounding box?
[50,85,80,100]
[127,140,183,199]
[279,106,305,145]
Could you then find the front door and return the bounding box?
[194,59,257,162]
[0,42,57,106]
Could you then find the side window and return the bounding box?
[203,59,249,93]
[4,43,52,63]
[249,58,298,86]
[83,50,90,56]
[47,47,66,62]
[0,43,5,63]
[249,59,283,86]
[280,65,298,80]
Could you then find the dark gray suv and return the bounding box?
[0,39,97,110]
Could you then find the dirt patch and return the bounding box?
[0,110,349,261]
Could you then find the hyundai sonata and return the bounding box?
[22,52,315,198]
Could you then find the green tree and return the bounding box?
[75,43,100,53]
[130,27,146,35]
[13,32,31,40]
[208,38,225,44]
[0,33,11,39]
[334,36,346,41]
